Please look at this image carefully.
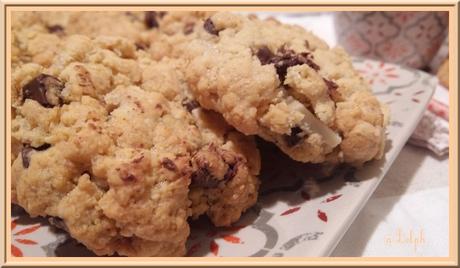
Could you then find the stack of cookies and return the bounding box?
[11,11,388,256]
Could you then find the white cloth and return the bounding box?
[331,144,449,256]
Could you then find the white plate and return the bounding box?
[10,58,436,257]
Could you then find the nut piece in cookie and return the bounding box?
[22,74,63,107]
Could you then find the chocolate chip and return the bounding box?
[270,48,320,82]
[304,40,310,49]
[134,100,144,113]
[223,162,239,181]
[122,174,137,182]
[35,143,51,151]
[47,25,64,34]
[181,98,200,112]
[191,166,219,188]
[303,54,320,71]
[183,22,195,35]
[203,18,218,35]
[161,158,177,171]
[21,143,51,168]
[135,42,149,50]
[48,217,68,232]
[323,78,338,92]
[22,74,64,108]
[145,11,159,28]
[283,127,304,147]
[272,55,297,82]
[256,46,274,65]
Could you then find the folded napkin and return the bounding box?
[409,84,449,156]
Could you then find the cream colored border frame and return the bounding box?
[0,1,458,267]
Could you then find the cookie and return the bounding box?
[13,11,147,39]
[11,12,260,227]
[11,35,198,255]
[181,12,388,166]
[11,11,212,67]
[139,56,260,226]
[11,30,260,256]
[12,77,195,256]
[10,8,260,226]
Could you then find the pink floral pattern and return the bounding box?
[356,61,399,86]
[335,12,448,69]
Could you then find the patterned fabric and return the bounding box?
[335,12,448,69]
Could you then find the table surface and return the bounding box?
[253,12,450,257]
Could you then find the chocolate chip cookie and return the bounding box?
[139,56,260,226]
[182,12,388,166]
[11,21,260,256]
[11,11,212,67]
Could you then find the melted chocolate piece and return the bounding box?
[47,25,64,34]
[135,42,149,50]
[323,78,338,92]
[183,22,195,35]
[271,49,320,82]
[283,127,304,147]
[181,98,200,112]
[302,54,320,71]
[191,166,219,188]
[161,158,177,171]
[256,46,274,65]
[203,18,218,35]
[22,74,64,107]
[21,144,51,168]
[223,162,239,181]
[34,143,51,151]
[145,11,159,28]
[255,46,320,82]
[122,174,137,182]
